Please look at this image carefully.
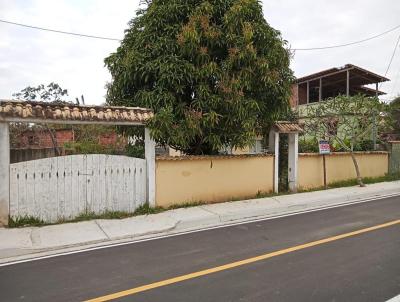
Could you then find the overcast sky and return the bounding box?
[1,0,400,105]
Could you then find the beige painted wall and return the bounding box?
[298,152,389,190]
[156,155,274,207]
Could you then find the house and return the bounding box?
[13,128,74,149]
[289,64,389,108]
[13,127,128,149]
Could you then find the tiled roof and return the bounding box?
[272,121,303,133]
[0,100,153,125]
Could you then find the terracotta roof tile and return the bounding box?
[272,121,303,133]
[0,100,153,125]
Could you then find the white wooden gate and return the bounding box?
[9,154,147,222]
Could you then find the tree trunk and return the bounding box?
[45,125,60,156]
[350,152,365,187]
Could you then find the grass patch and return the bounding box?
[8,216,48,228]
[299,173,400,193]
[9,203,166,228]
[167,201,207,210]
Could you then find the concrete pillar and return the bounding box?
[269,130,279,193]
[389,141,400,174]
[0,122,9,226]
[144,127,156,207]
[288,133,299,193]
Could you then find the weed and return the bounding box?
[8,216,47,228]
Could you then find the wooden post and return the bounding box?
[0,122,10,226]
[346,70,350,96]
[307,81,310,104]
[319,78,322,102]
[144,128,156,207]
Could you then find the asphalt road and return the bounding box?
[1,195,400,302]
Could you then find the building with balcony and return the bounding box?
[290,64,389,108]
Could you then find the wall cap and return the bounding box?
[156,154,274,161]
[299,151,388,157]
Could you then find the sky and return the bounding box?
[0,0,400,105]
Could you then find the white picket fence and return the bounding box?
[9,154,147,222]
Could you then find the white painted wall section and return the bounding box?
[288,133,299,192]
[0,122,9,225]
[145,128,156,207]
[269,130,280,194]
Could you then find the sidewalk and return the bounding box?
[1,181,399,264]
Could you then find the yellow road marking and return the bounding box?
[84,219,400,302]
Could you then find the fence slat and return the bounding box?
[9,164,19,218]
[48,157,58,222]
[26,161,36,218]
[64,155,72,219]
[57,156,65,219]
[34,158,46,220]
[98,154,106,213]
[18,161,27,217]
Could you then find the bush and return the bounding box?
[299,137,319,153]
[64,141,121,155]
[125,144,145,158]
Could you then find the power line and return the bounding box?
[389,62,400,97]
[383,33,400,77]
[1,18,400,51]
[379,31,400,90]
[292,24,400,51]
[0,19,121,41]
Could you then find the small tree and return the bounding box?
[13,83,69,104]
[12,83,70,154]
[301,95,383,187]
[105,0,293,154]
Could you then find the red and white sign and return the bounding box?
[319,140,331,155]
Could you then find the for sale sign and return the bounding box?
[319,140,331,155]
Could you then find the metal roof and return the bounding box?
[296,64,389,84]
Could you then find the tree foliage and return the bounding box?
[388,96,400,138]
[301,95,384,186]
[13,82,69,104]
[11,83,71,153]
[105,0,293,154]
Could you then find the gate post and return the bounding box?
[288,132,299,192]
[269,130,279,193]
[145,128,156,207]
[0,122,10,226]
[389,141,400,174]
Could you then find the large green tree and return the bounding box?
[105,0,293,154]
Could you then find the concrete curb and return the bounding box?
[0,181,399,265]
